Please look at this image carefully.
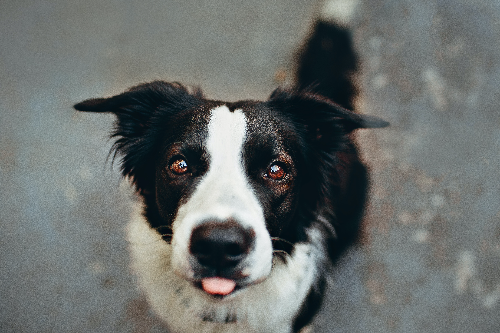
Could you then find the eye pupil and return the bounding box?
[267,163,285,180]
[170,159,188,174]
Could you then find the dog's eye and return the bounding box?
[169,158,189,175]
[265,162,286,180]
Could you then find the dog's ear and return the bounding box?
[268,89,388,254]
[268,88,389,133]
[74,81,202,138]
[74,81,203,191]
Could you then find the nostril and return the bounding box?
[226,243,244,257]
[190,239,213,259]
[189,220,255,269]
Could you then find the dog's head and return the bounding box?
[74,81,388,297]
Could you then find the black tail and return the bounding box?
[295,21,358,110]
[295,21,381,264]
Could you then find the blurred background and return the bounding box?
[1,0,499,332]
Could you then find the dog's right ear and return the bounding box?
[73,81,203,191]
[74,81,202,139]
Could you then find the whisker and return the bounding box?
[153,225,173,231]
[131,236,172,246]
[153,225,174,242]
[271,237,295,256]
[271,237,294,245]
[272,249,290,262]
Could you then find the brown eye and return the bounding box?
[265,163,286,180]
[170,158,189,175]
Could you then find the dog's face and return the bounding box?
[74,81,388,298]
[159,103,302,294]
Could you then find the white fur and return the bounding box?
[127,201,323,333]
[171,105,273,283]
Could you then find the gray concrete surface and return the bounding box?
[1,0,499,332]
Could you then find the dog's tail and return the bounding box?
[295,20,358,111]
[295,20,376,263]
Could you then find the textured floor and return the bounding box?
[1,1,499,332]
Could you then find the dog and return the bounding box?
[74,22,388,333]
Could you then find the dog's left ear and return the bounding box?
[268,89,389,134]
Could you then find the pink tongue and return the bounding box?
[201,277,236,296]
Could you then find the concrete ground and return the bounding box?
[1,0,499,332]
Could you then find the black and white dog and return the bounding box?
[75,22,388,333]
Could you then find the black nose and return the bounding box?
[189,221,255,270]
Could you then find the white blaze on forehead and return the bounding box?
[189,104,259,222]
[207,105,247,162]
[206,105,247,192]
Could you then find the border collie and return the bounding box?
[74,22,388,333]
